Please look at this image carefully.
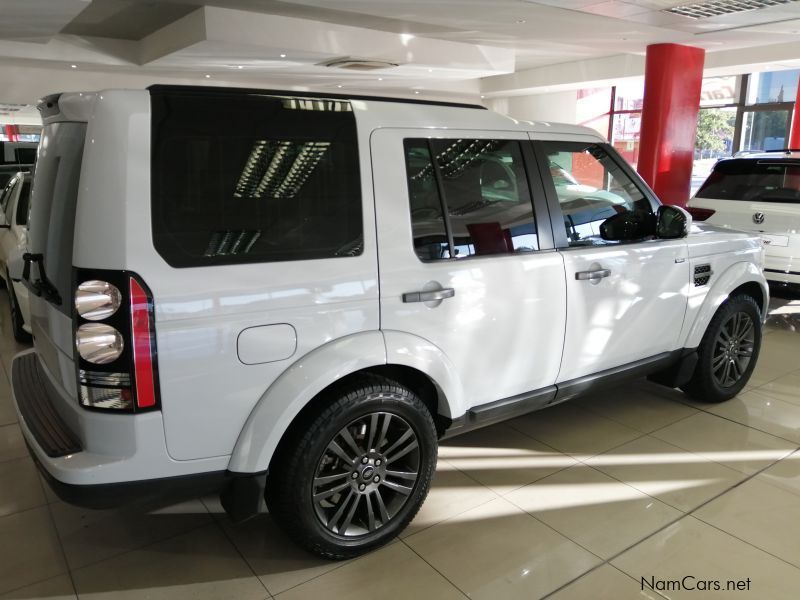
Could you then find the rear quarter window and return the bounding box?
[150,91,363,268]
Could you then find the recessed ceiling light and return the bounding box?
[237,65,243,69]
[414,90,420,94]
[204,74,211,78]
[480,95,485,98]
[428,68,433,73]
[70,64,77,69]
[280,53,287,58]
[378,77,383,81]
[337,85,343,88]
[516,19,526,23]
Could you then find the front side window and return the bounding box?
[151,92,362,267]
[541,142,654,246]
[403,138,538,260]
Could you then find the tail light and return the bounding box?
[686,206,715,221]
[73,269,160,412]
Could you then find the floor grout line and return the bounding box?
[208,513,274,599]
[398,538,472,600]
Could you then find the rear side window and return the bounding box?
[403,138,538,260]
[696,159,800,203]
[151,92,363,267]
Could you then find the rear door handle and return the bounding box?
[402,288,455,303]
[575,268,611,281]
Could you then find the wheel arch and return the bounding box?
[227,330,464,474]
[683,262,769,349]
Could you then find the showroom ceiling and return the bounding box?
[0,0,798,102]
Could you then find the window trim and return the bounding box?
[402,137,554,263]
[532,139,661,249]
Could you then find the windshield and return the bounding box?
[696,159,800,203]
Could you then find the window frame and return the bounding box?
[531,139,661,249]
[401,136,555,263]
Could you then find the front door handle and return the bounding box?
[402,288,455,303]
[575,268,611,281]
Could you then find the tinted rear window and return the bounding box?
[151,91,363,268]
[696,159,800,203]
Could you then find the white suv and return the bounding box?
[687,150,800,293]
[12,86,768,559]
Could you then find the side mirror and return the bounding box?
[600,211,657,242]
[656,205,692,239]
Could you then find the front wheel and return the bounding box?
[681,294,762,403]
[265,374,438,559]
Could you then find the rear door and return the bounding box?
[534,139,690,383]
[26,121,87,392]
[373,129,567,410]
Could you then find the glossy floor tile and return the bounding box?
[506,464,682,559]
[507,402,643,459]
[612,516,800,600]
[2,289,800,600]
[585,435,747,512]
[405,497,602,600]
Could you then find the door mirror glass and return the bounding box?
[656,205,692,239]
[600,211,656,241]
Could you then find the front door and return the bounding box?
[535,139,690,383]
[372,128,567,411]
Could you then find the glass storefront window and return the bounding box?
[699,76,738,107]
[614,80,644,111]
[747,69,799,104]
[577,87,612,138]
[611,112,641,168]
[692,107,736,195]
[740,110,791,152]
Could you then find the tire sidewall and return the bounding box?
[697,295,762,401]
[283,385,437,556]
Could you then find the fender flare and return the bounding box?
[682,262,768,349]
[228,330,465,474]
[228,331,386,473]
[382,329,466,419]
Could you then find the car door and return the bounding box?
[533,138,690,384]
[373,128,567,411]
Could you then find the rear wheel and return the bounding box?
[265,374,437,559]
[681,294,761,403]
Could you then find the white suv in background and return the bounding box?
[688,150,800,293]
[12,86,768,559]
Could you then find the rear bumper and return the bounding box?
[10,350,230,488]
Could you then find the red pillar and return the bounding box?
[789,75,800,149]
[4,124,20,142]
[637,43,705,207]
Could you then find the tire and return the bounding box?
[265,374,438,559]
[681,294,761,403]
[7,275,31,344]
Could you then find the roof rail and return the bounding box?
[147,84,487,111]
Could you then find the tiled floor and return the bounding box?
[2,289,800,600]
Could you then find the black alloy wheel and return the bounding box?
[265,374,437,559]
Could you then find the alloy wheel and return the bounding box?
[312,412,420,537]
[712,311,755,388]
